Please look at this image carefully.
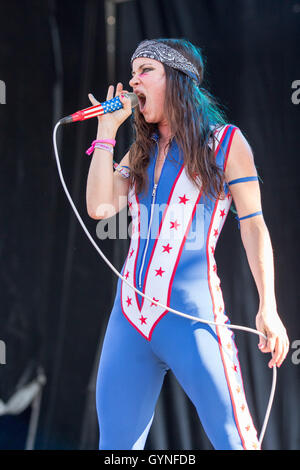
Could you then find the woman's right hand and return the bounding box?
[88,82,132,133]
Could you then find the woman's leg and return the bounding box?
[96,307,168,450]
[151,314,260,450]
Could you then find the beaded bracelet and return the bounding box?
[85,138,130,178]
[94,143,114,154]
[114,163,130,178]
[86,139,116,155]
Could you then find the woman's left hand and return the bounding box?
[256,307,289,368]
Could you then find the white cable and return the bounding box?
[53,120,276,448]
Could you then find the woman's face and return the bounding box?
[129,57,167,124]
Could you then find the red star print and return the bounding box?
[236,386,241,394]
[178,194,189,204]
[227,192,231,200]
[126,296,132,307]
[220,209,226,218]
[213,228,219,237]
[210,246,215,254]
[139,315,147,325]
[162,243,172,253]
[151,297,159,307]
[241,404,246,412]
[219,306,223,313]
[245,425,251,432]
[227,343,232,350]
[232,364,238,372]
[128,201,132,209]
[124,270,129,280]
[155,267,165,277]
[129,248,134,258]
[170,220,180,230]
[213,264,217,272]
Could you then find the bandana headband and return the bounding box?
[131,39,200,84]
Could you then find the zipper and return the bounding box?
[138,139,160,289]
[138,182,158,288]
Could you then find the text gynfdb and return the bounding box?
[103,453,196,466]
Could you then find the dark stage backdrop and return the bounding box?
[0,0,299,450]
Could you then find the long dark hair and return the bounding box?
[128,38,229,201]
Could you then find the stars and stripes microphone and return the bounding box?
[59,92,138,125]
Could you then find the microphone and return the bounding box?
[60,92,138,125]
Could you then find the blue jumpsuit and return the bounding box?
[96,124,260,450]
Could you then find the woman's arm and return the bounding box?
[225,128,289,368]
[86,83,132,219]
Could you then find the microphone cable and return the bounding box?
[52,120,277,448]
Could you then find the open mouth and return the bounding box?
[137,93,146,112]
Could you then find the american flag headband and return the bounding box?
[130,40,200,85]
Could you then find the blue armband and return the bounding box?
[235,211,263,229]
[228,176,259,186]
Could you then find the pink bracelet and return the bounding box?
[94,143,114,154]
[86,139,116,155]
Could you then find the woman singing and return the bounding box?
[86,38,289,450]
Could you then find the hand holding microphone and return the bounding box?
[60,83,137,133]
[89,83,135,130]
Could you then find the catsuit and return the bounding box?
[95,123,260,450]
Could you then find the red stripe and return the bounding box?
[133,191,142,308]
[139,165,184,312]
[223,124,259,442]
[231,340,259,441]
[83,104,104,116]
[82,110,104,120]
[120,190,149,340]
[206,125,248,449]
[207,201,247,449]
[224,125,238,171]
[149,175,203,340]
